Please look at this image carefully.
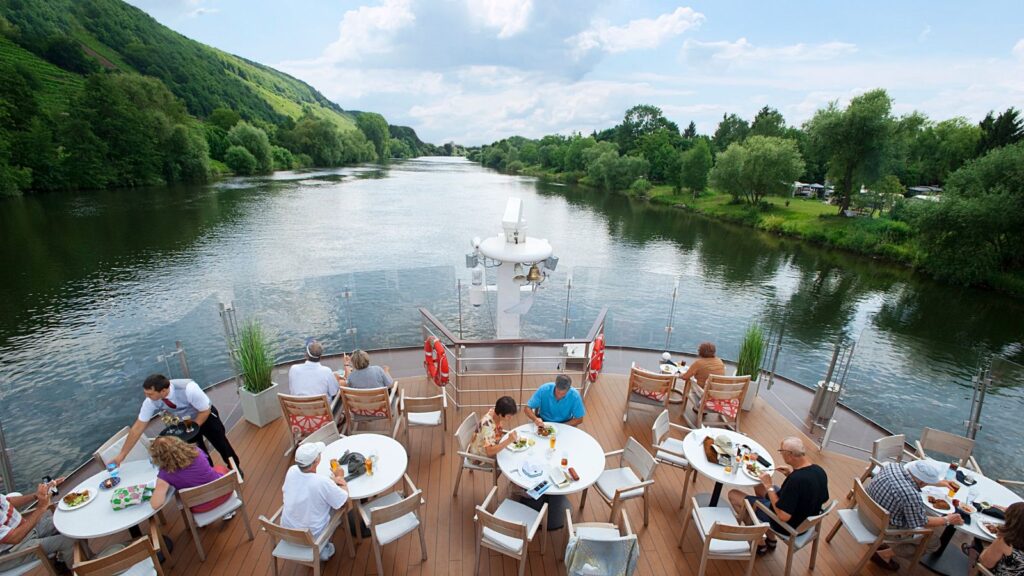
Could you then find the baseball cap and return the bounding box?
[905,460,943,484]
[295,441,325,467]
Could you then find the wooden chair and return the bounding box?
[299,421,343,447]
[453,412,499,497]
[679,497,766,576]
[93,426,151,467]
[564,509,638,575]
[177,458,253,561]
[359,474,428,576]
[399,388,447,455]
[915,427,982,474]
[974,565,997,576]
[72,523,164,576]
[259,502,354,576]
[651,409,696,510]
[278,393,335,456]
[683,374,750,432]
[622,364,675,423]
[474,485,547,576]
[339,386,399,436]
[580,437,657,526]
[752,498,838,576]
[848,434,911,500]
[0,543,58,576]
[826,478,932,574]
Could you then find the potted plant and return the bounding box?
[236,319,281,427]
[736,323,766,411]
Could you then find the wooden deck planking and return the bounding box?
[89,371,905,576]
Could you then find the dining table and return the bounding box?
[316,434,408,500]
[681,426,775,507]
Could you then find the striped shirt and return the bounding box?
[867,463,928,529]
[0,495,23,552]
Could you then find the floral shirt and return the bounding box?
[468,412,499,457]
[993,548,1024,576]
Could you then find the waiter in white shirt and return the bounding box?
[112,374,242,476]
[288,338,350,413]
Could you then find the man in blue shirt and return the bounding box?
[524,375,585,427]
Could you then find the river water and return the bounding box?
[1,157,1022,489]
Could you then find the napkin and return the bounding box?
[976,503,1006,520]
[111,482,155,510]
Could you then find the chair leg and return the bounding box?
[270,557,279,576]
[579,488,588,512]
[373,538,385,576]
[518,554,527,576]
[453,465,465,497]
[825,520,841,543]
[852,541,882,574]
[418,525,428,561]
[440,425,446,456]
[609,499,622,524]
[643,492,650,526]
[240,502,255,541]
[784,543,795,576]
[678,469,692,509]
[678,508,691,549]
[186,515,206,562]
[810,533,821,570]
[474,534,482,575]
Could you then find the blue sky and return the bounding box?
[125,0,1024,145]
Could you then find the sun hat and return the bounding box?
[905,460,943,484]
[296,441,326,467]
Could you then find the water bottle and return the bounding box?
[946,462,958,481]
[107,462,120,479]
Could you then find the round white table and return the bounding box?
[681,427,775,507]
[496,423,605,496]
[54,460,171,540]
[316,434,408,500]
[919,460,1023,576]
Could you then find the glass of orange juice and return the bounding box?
[549,434,556,451]
[365,456,374,476]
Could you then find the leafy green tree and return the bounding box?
[203,124,229,161]
[164,124,209,183]
[805,89,895,213]
[225,145,258,175]
[564,135,596,172]
[586,148,649,192]
[617,104,678,154]
[680,138,713,196]
[388,137,412,159]
[682,121,698,139]
[356,112,390,161]
[712,113,749,152]
[977,108,1023,155]
[42,36,98,73]
[710,136,805,205]
[638,128,681,183]
[271,145,295,170]
[749,106,786,138]
[227,121,273,173]
[207,108,241,131]
[518,142,540,165]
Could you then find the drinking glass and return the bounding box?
[549,434,556,451]
[947,481,960,499]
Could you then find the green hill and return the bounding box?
[0,0,357,131]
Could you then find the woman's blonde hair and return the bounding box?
[697,342,717,358]
[351,349,370,370]
[148,436,198,473]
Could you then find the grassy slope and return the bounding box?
[0,35,83,111]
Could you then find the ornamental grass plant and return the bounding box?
[736,323,765,378]
[237,319,274,394]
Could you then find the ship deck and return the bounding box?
[145,370,904,576]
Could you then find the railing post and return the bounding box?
[219,301,241,390]
[562,275,572,339]
[457,278,464,339]
[664,278,679,350]
[965,360,991,440]
[176,341,190,379]
[0,418,15,492]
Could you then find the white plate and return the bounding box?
[741,464,772,481]
[58,489,96,511]
[550,467,571,488]
[506,435,536,453]
[922,493,954,514]
[979,519,1004,539]
[659,364,679,374]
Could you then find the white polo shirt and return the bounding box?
[281,465,348,537]
[288,361,339,399]
[138,379,211,422]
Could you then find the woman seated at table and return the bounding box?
[148,436,232,513]
[469,396,520,458]
[346,349,394,390]
[679,341,726,390]
[971,502,1024,575]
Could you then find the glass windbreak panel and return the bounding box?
[982,357,1024,488]
[569,267,678,350]
[0,295,222,490]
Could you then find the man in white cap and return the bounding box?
[865,460,963,571]
[281,441,349,560]
[288,338,349,410]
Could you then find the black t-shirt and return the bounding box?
[775,464,829,529]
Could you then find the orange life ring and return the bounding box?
[424,337,438,381]
[588,334,605,383]
[434,338,449,386]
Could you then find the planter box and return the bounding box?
[742,372,762,412]
[239,381,282,427]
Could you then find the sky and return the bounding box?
[124,0,1024,146]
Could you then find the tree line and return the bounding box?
[469,91,1024,290]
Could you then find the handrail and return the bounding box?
[418,306,607,346]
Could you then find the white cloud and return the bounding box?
[918,24,932,43]
[1013,39,1024,62]
[465,0,533,39]
[318,0,415,63]
[567,7,704,58]
[186,7,218,18]
[683,38,857,64]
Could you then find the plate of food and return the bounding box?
[979,520,1004,539]
[99,476,121,490]
[507,435,536,453]
[58,489,95,511]
[924,494,953,514]
[535,424,556,437]
[550,467,571,488]
[742,460,772,481]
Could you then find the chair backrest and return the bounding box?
[872,434,908,464]
[622,437,657,481]
[178,469,241,509]
[402,392,444,417]
[627,365,675,401]
[369,489,424,535]
[277,393,333,442]
[340,386,393,420]
[704,521,767,556]
[259,510,317,549]
[919,427,974,464]
[704,375,750,401]
[565,513,639,576]
[652,410,671,446]
[94,427,150,467]
[454,412,480,452]
[300,421,342,447]
[476,503,529,552]
[850,479,890,537]
[791,499,838,537]
[72,537,164,576]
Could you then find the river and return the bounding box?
[1,156,1022,489]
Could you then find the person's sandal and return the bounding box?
[756,539,777,555]
[870,551,900,571]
